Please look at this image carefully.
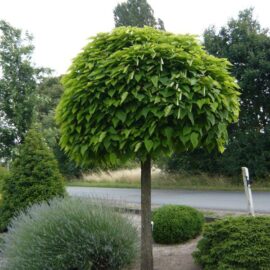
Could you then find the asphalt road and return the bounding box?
[67,187,270,213]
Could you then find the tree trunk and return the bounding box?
[140,155,153,270]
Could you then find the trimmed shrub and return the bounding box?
[0,128,65,232]
[152,205,204,244]
[193,216,270,270]
[2,197,138,270]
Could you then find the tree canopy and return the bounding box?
[204,8,270,131]
[0,20,39,160]
[56,27,240,168]
[114,0,165,30]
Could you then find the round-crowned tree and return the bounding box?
[56,27,240,270]
[0,128,65,232]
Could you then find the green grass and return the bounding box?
[66,171,270,191]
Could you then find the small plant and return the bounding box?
[2,197,138,270]
[0,128,65,232]
[193,216,270,270]
[152,205,204,244]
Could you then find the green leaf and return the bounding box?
[159,77,169,85]
[80,145,88,156]
[188,112,194,125]
[164,127,174,139]
[116,110,127,122]
[187,59,193,66]
[112,117,119,128]
[183,126,191,136]
[207,113,215,126]
[109,153,117,164]
[197,99,205,109]
[98,131,107,142]
[164,105,173,117]
[123,129,131,138]
[190,132,199,148]
[149,123,156,136]
[121,92,128,104]
[141,107,150,118]
[190,78,197,86]
[210,102,218,112]
[144,139,154,152]
[151,76,159,87]
[134,142,142,152]
[154,96,161,104]
[135,73,142,82]
[123,65,129,73]
[128,71,135,81]
[86,114,91,122]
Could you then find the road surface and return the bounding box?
[67,187,270,213]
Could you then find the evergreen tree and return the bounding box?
[114,0,165,30]
[0,128,65,231]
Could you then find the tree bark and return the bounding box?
[140,155,153,270]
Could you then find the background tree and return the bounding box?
[114,0,165,30]
[0,20,41,160]
[165,8,270,179]
[204,8,270,131]
[0,127,65,232]
[56,27,239,269]
[35,77,82,178]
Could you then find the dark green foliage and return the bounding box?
[0,128,65,232]
[216,129,270,179]
[0,166,10,193]
[152,205,204,244]
[56,27,240,168]
[114,0,165,30]
[193,216,270,270]
[36,77,82,178]
[163,126,270,180]
[204,8,270,131]
[2,197,138,270]
[0,20,39,159]
[160,149,219,174]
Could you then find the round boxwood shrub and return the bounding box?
[152,205,204,244]
[193,216,270,270]
[0,128,65,232]
[2,197,138,270]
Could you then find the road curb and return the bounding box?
[114,206,218,222]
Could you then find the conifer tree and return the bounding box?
[0,128,65,231]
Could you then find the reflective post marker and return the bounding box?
[241,167,255,216]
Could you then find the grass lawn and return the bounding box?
[66,168,270,191]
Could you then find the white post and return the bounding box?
[241,167,255,216]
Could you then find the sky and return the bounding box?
[0,0,269,75]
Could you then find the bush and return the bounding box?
[2,197,138,270]
[152,205,204,244]
[193,216,270,270]
[0,128,65,232]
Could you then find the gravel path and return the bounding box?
[126,214,201,270]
